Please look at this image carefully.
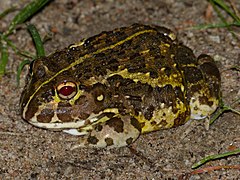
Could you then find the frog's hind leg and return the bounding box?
[187,54,221,120]
[69,113,142,148]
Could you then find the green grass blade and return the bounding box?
[192,149,240,169]
[191,22,240,30]
[27,24,45,57]
[210,97,240,125]
[0,6,17,19]
[211,0,240,22]
[3,35,35,58]
[5,0,51,36]
[17,59,31,86]
[0,43,9,76]
[209,0,229,26]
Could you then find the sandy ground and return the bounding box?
[0,0,239,179]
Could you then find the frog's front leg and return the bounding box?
[66,113,142,148]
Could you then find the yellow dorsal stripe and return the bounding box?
[109,68,183,88]
[25,29,156,108]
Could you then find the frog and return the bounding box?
[20,24,221,148]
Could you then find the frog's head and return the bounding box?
[20,52,107,130]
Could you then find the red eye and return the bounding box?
[57,82,77,100]
[59,86,74,96]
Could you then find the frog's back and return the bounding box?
[71,24,220,133]
[77,24,193,132]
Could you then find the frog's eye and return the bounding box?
[57,82,77,100]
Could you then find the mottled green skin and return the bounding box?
[20,24,221,147]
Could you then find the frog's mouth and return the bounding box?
[27,113,99,131]
[23,95,120,132]
[27,108,120,137]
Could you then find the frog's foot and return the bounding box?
[69,114,142,149]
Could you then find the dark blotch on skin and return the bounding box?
[57,102,74,122]
[105,112,116,118]
[149,71,158,78]
[105,137,114,146]
[199,96,214,106]
[155,84,175,108]
[95,124,103,132]
[91,83,106,104]
[159,119,168,127]
[173,111,190,127]
[183,67,203,84]
[164,66,172,77]
[127,56,146,73]
[174,86,184,102]
[87,136,99,145]
[198,55,221,99]
[176,45,197,65]
[151,121,156,126]
[187,84,201,98]
[107,74,124,87]
[74,95,92,119]
[24,99,39,121]
[36,65,46,79]
[200,62,220,80]
[43,49,75,72]
[41,88,55,103]
[140,122,145,128]
[198,54,220,80]
[108,58,120,71]
[106,117,124,133]
[36,108,54,123]
[126,137,134,145]
[143,105,154,120]
[130,117,142,132]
